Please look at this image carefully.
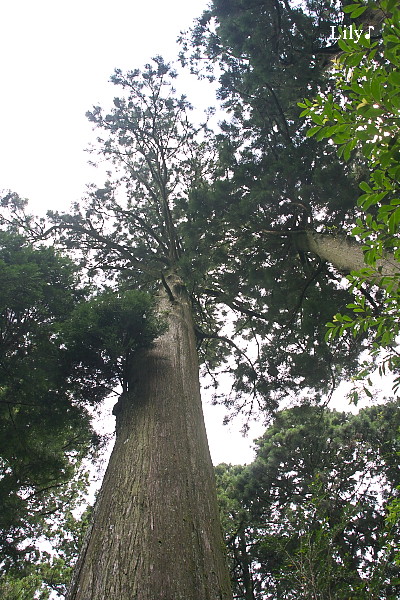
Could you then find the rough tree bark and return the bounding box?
[66,275,232,600]
[295,231,400,283]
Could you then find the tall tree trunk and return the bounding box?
[66,275,232,600]
[295,231,400,283]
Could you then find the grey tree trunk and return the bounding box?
[66,277,232,600]
[295,231,400,283]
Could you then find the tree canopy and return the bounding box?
[2,46,369,421]
[216,401,400,599]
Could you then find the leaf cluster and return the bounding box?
[216,401,400,599]
[301,0,400,399]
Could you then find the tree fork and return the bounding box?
[66,275,232,600]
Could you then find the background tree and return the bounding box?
[0,224,162,597]
[0,229,93,568]
[0,498,92,600]
[216,401,400,599]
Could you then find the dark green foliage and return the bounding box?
[0,231,93,567]
[0,493,92,600]
[180,0,362,227]
[0,228,162,574]
[176,0,376,412]
[216,402,400,599]
[62,289,164,395]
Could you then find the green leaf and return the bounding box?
[306,125,322,137]
[350,5,368,18]
[344,51,365,67]
[337,37,352,52]
[359,181,372,193]
[388,209,400,234]
[388,71,400,86]
[342,3,362,13]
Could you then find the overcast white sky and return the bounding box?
[0,0,213,210]
[0,0,268,465]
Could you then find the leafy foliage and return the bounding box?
[1,12,379,420]
[62,289,164,395]
[177,0,378,411]
[300,0,400,398]
[216,402,400,599]
[0,490,92,600]
[0,230,93,567]
[0,227,162,579]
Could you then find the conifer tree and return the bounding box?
[1,1,397,597]
[216,401,400,599]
